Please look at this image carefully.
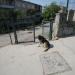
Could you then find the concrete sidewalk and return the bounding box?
[0,36,75,75]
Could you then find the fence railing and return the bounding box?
[0,19,53,47]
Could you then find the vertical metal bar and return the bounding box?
[9,33,13,44]
[42,21,44,35]
[7,21,13,44]
[12,21,18,44]
[49,21,51,40]
[12,0,18,44]
[49,21,53,40]
[51,21,53,40]
[13,0,18,44]
[13,26,18,44]
[11,10,18,44]
[33,23,35,42]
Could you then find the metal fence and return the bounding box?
[42,21,52,40]
[0,20,12,47]
[0,19,52,47]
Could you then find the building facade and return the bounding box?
[0,0,42,33]
[0,0,15,8]
[0,0,42,19]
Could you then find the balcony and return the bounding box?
[0,2,15,9]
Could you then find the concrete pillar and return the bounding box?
[52,13,60,40]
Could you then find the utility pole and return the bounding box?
[66,0,69,10]
[66,0,70,15]
[66,0,70,21]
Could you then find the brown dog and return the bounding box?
[38,35,50,52]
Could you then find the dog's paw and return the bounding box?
[44,49,48,52]
[38,45,40,47]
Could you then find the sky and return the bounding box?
[24,0,75,10]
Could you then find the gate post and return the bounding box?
[42,20,44,35]
[33,23,35,42]
[12,11,18,44]
[49,18,53,40]
[32,15,35,43]
[7,20,13,44]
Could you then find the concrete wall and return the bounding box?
[73,11,75,21]
[52,9,75,40]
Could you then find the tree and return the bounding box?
[42,2,61,21]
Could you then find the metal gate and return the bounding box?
[0,19,53,47]
[41,21,53,40]
[16,25,35,45]
[0,19,14,47]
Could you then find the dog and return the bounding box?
[38,35,51,52]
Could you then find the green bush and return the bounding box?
[42,2,61,21]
